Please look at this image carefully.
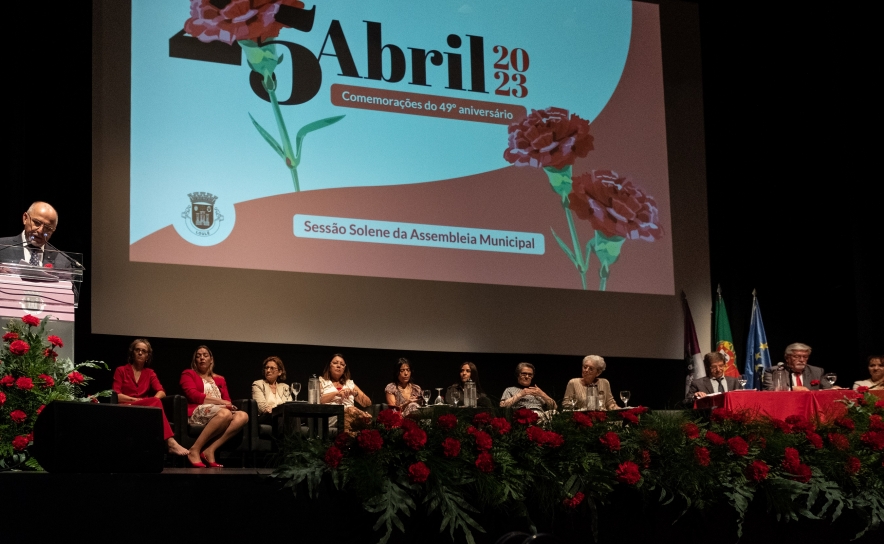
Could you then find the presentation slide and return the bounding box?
[129,0,673,294]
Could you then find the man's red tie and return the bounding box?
[795,374,803,387]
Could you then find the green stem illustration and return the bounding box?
[562,196,588,290]
[267,87,300,191]
[545,165,590,290]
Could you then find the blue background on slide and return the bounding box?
[131,1,632,244]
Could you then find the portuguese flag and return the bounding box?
[714,286,740,377]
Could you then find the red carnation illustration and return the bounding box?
[503,107,593,170]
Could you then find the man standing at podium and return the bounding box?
[0,201,71,268]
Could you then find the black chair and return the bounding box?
[164,394,251,466]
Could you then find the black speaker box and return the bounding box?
[32,401,165,472]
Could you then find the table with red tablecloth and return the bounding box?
[694,389,865,421]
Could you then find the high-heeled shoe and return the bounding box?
[186,457,206,468]
[200,452,223,468]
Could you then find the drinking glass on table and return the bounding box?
[434,387,445,405]
[825,373,837,387]
[739,374,748,389]
[422,389,431,406]
[451,389,460,407]
[619,391,631,408]
[292,382,301,401]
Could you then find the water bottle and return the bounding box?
[587,384,599,410]
[772,363,788,391]
[308,375,320,404]
[465,379,477,408]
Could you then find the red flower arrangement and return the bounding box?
[705,431,725,446]
[437,414,457,431]
[503,107,593,169]
[184,0,306,45]
[490,417,511,435]
[568,170,662,242]
[694,446,711,467]
[43,348,58,361]
[469,428,493,451]
[621,411,639,424]
[2,332,18,341]
[442,437,461,458]
[324,445,343,469]
[8,340,29,356]
[47,335,63,348]
[745,460,770,481]
[15,377,34,390]
[473,412,492,426]
[403,425,428,451]
[682,422,700,440]
[835,417,855,431]
[710,409,735,423]
[0,375,13,387]
[527,426,564,448]
[828,433,850,450]
[856,386,870,393]
[783,447,812,483]
[805,432,823,449]
[67,372,85,385]
[376,409,403,429]
[21,315,41,327]
[513,408,539,425]
[599,431,621,452]
[408,461,431,483]
[615,461,641,485]
[641,450,651,469]
[37,374,55,388]
[877,400,884,409]
[785,415,815,433]
[12,435,29,451]
[860,431,884,451]
[10,409,27,424]
[573,411,594,428]
[727,436,749,456]
[563,492,585,509]
[845,457,861,475]
[0,391,5,405]
[357,429,384,453]
[475,451,494,473]
[868,415,884,432]
[642,429,659,444]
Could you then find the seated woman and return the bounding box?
[446,361,493,408]
[563,355,618,410]
[853,355,884,390]
[500,362,556,412]
[180,345,249,468]
[384,358,422,416]
[251,356,293,424]
[319,353,372,431]
[112,339,188,456]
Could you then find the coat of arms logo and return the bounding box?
[182,192,224,237]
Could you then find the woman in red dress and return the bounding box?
[112,339,189,456]
[180,345,249,468]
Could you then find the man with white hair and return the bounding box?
[0,202,72,268]
[762,343,832,391]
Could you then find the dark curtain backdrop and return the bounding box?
[2,1,880,409]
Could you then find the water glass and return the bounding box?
[292,382,301,401]
[619,391,631,408]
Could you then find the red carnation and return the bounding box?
[631,406,649,414]
[868,415,884,431]
[0,391,5,405]
[810,379,820,386]
[573,411,594,428]
[845,457,861,475]
[490,417,511,435]
[376,409,403,429]
[783,447,812,482]
[334,432,351,449]
[527,426,564,448]
[641,449,651,469]
[10,409,27,423]
[856,386,870,393]
[705,431,725,446]
[67,371,85,385]
[642,429,659,444]
[745,460,770,481]
[403,426,427,451]
[877,400,884,408]
[828,433,850,450]
[12,435,29,451]
[184,0,307,46]
[324,446,343,469]
[473,429,493,451]
[568,170,662,242]
[15,377,34,390]
[785,415,815,433]
[47,335,64,347]
[357,429,383,453]
[472,412,492,426]
[727,436,749,456]
[437,414,457,431]
[615,461,642,485]
[769,418,792,434]
[805,432,823,449]
[783,447,801,470]
[599,431,621,452]
[38,374,55,388]
[503,107,593,169]
[748,433,767,449]
[710,409,734,423]
[694,446,711,467]
[21,314,41,327]
[563,492,585,509]
[43,263,53,268]
[682,422,700,440]
[589,411,608,423]
[407,461,430,484]
[8,340,29,356]
[835,417,855,431]
[513,408,539,425]
[0,375,13,387]
[43,348,58,361]
[2,332,18,341]
[475,451,494,473]
[621,411,639,424]
[860,431,884,451]
[442,437,461,458]
[36,404,45,415]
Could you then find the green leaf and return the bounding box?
[248,113,285,159]
[551,228,578,266]
[364,479,415,544]
[294,115,345,160]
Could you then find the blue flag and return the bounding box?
[744,295,771,390]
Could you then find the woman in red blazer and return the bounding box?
[180,345,249,468]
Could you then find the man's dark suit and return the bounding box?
[687,376,743,402]
[0,235,72,269]
[762,364,831,391]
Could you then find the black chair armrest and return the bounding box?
[162,395,188,447]
[110,391,119,404]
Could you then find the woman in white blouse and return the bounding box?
[251,356,292,422]
[319,353,372,431]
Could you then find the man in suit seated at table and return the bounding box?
[0,201,72,269]
[762,343,832,391]
[688,352,743,401]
